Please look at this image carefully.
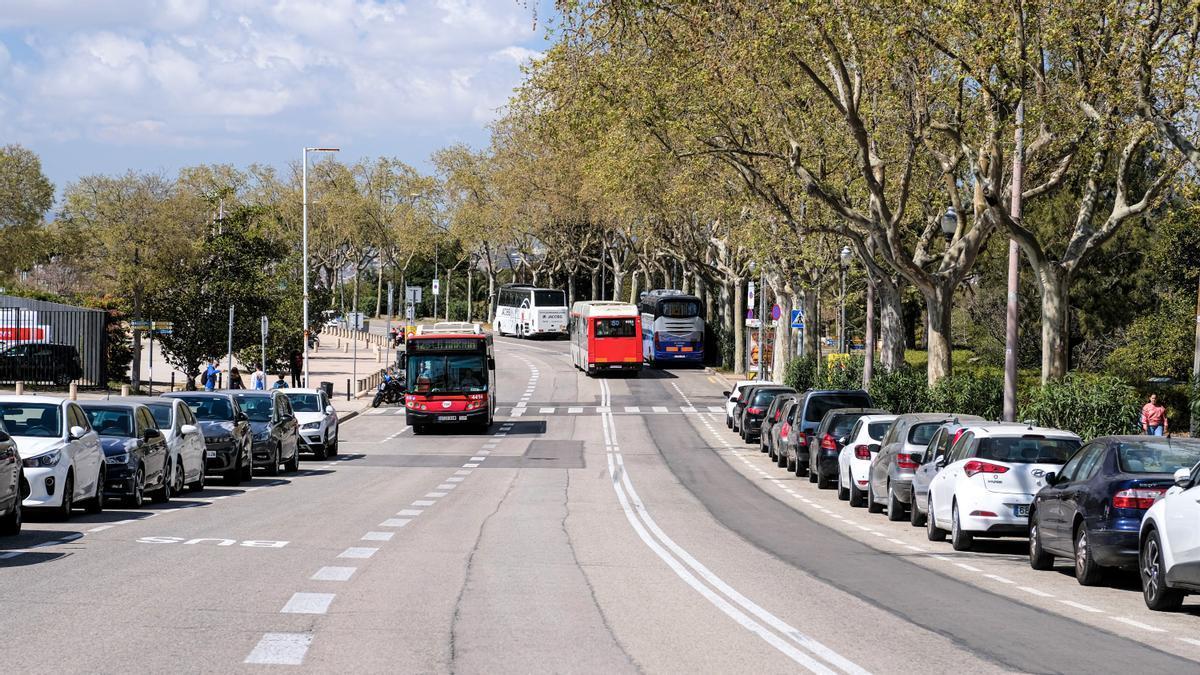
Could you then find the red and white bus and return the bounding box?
[569,302,642,376]
[404,323,496,433]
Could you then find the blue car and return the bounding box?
[1029,436,1200,585]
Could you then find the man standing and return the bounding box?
[289,350,303,387]
[203,361,220,391]
[1142,393,1168,436]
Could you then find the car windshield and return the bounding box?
[407,354,488,394]
[977,436,1080,464]
[146,403,173,428]
[534,290,566,307]
[867,422,892,441]
[0,402,62,438]
[84,407,135,437]
[179,396,235,421]
[1117,441,1200,474]
[908,423,942,446]
[285,393,321,413]
[805,393,871,422]
[232,394,273,422]
[594,318,636,338]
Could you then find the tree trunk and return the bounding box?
[863,279,874,388]
[875,274,906,372]
[801,286,820,361]
[1036,263,1071,382]
[733,275,746,375]
[375,258,383,317]
[772,286,794,382]
[567,273,576,308]
[131,282,143,391]
[590,267,600,301]
[628,268,641,304]
[921,280,954,386]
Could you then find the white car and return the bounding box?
[1139,460,1200,611]
[724,380,759,429]
[837,414,896,507]
[280,388,339,459]
[0,395,104,518]
[129,396,207,492]
[926,424,1081,551]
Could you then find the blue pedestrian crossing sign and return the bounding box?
[790,309,804,329]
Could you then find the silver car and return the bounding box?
[868,413,983,521]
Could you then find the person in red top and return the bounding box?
[1141,393,1168,436]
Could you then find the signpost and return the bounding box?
[146,321,173,394]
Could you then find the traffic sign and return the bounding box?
[151,321,173,331]
[771,304,781,321]
[260,315,269,337]
[432,278,440,295]
[130,320,151,330]
[406,286,422,303]
[790,309,804,329]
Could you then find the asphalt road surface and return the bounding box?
[3,337,1199,673]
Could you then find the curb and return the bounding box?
[337,401,373,423]
[705,367,735,390]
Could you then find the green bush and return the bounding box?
[928,373,1004,420]
[783,356,817,391]
[819,354,864,390]
[1019,373,1141,440]
[868,366,930,414]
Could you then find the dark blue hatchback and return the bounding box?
[1029,436,1200,585]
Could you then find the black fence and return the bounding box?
[0,297,108,387]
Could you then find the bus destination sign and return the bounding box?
[408,338,484,353]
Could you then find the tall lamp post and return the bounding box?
[302,146,339,388]
[839,246,851,353]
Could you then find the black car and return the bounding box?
[782,389,874,477]
[809,407,889,488]
[0,343,83,386]
[759,393,797,456]
[739,386,796,443]
[231,391,300,475]
[162,392,252,485]
[81,402,170,507]
[1030,437,1200,585]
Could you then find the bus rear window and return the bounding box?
[660,300,699,318]
[534,290,566,307]
[594,318,636,338]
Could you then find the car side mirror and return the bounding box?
[1174,467,1191,487]
[487,357,496,370]
[180,424,198,435]
[838,436,848,446]
[935,456,947,469]
[325,405,334,415]
[1043,472,1058,486]
[722,390,731,398]
[144,428,160,441]
[236,412,248,423]
[868,444,880,454]
[69,425,87,440]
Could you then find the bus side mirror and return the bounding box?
[488,357,496,370]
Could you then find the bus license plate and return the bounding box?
[437,415,456,421]
[609,365,622,369]
[1014,504,1029,517]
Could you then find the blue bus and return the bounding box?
[638,289,704,366]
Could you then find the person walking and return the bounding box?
[203,361,220,391]
[289,350,303,387]
[228,367,244,389]
[252,367,265,390]
[1142,393,1169,436]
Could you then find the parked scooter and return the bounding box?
[372,376,405,408]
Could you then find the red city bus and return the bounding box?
[404,323,496,433]
[569,301,642,376]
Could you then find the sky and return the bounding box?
[0,0,556,198]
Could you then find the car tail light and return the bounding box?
[820,434,837,451]
[746,407,763,415]
[1112,488,1167,509]
[796,433,808,447]
[969,510,998,517]
[897,453,921,470]
[780,423,790,441]
[963,460,1009,477]
[854,444,871,460]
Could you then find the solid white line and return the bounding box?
[1017,586,1055,598]
[983,574,1015,584]
[311,566,356,581]
[380,518,411,527]
[396,509,423,516]
[1111,616,1166,632]
[88,525,114,532]
[244,632,312,665]
[281,592,335,614]
[1059,600,1104,613]
[954,563,982,572]
[337,547,379,559]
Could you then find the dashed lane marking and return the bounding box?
[412,500,436,506]
[311,566,356,581]
[337,547,379,559]
[1018,586,1055,598]
[1060,600,1104,613]
[1112,617,1166,633]
[281,592,335,614]
[244,633,313,665]
[362,531,394,542]
[380,519,411,527]
[396,509,423,516]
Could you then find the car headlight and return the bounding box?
[302,422,321,430]
[105,453,130,465]
[207,435,233,444]
[23,449,61,468]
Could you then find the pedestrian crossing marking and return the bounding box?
[539,407,556,414]
[624,406,640,413]
[568,407,583,414]
[652,406,668,413]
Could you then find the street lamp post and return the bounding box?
[302,146,339,388]
[940,207,958,243]
[839,245,851,353]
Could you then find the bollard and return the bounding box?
[119,384,128,398]
[170,372,176,391]
[346,379,351,400]
[343,341,348,353]
[15,381,23,396]
[69,382,78,400]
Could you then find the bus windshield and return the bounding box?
[408,354,488,394]
[534,290,566,307]
[594,318,636,338]
[659,300,699,318]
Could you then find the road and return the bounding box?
[2,337,1199,673]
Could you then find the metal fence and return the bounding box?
[0,297,108,387]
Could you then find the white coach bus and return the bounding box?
[493,284,569,337]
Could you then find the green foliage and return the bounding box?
[1019,374,1141,440]
[868,366,931,415]
[928,374,1003,420]
[0,145,54,229]
[710,322,734,369]
[819,355,864,390]
[783,356,816,391]
[1105,293,1195,382]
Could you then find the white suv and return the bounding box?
[0,396,105,519]
[1139,459,1200,611]
[280,388,338,460]
[926,423,1081,551]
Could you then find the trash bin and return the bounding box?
[320,381,334,399]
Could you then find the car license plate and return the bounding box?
[1014,504,1030,517]
[206,450,216,459]
[610,365,622,369]
[437,415,455,421]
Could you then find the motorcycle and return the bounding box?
[372,378,405,408]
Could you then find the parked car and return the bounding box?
[0,343,83,386]
[1029,437,1200,586]
[927,423,1080,551]
[1139,456,1200,610]
[809,407,888,489]
[81,402,170,507]
[870,413,983,521]
[910,419,988,526]
[161,392,252,485]
[767,399,801,468]
[232,391,300,474]
[0,395,104,518]
[782,389,874,477]
[740,386,796,443]
[280,388,339,459]
[837,414,897,506]
[127,396,207,493]
[731,382,776,434]
[0,420,23,535]
[723,380,758,429]
[759,393,797,457]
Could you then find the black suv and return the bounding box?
[162,392,253,485]
[0,343,83,386]
[782,389,874,477]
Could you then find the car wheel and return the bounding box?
[725,415,732,429]
[759,436,768,454]
[242,445,253,480]
[887,484,906,521]
[951,502,973,551]
[909,493,925,527]
[285,446,299,472]
[54,471,75,520]
[837,470,850,501]
[190,460,206,492]
[1141,529,1185,611]
[266,446,280,476]
[866,482,883,514]
[1029,515,1054,570]
[926,496,947,541]
[817,467,834,490]
[786,455,796,473]
[849,477,866,508]
[328,432,339,457]
[1074,526,1104,586]
[152,461,172,503]
[172,460,185,496]
[85,467,105,514]
[808,461,818,483]
[0,491,22,535]
[126,468,145,507]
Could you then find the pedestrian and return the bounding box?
[252,367,265,390]
[203,361,220,391]
[228,366,244,389]
[1142,393,1169,436]
[272,373,288,389]
[289,350,303,387]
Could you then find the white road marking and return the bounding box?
[1017,586,1055,598]
[426,492,448,498]
[445,477,465,483]
[337,547,379,559]
[680,406,696,413]
[463,463,479,468]
[396,509,423,516]
[568,407,583,414]
[436,483,457,490]
[362,531,394,541]
[652,406,668,413]
[1178,637,1200,648]
[954,563,982,572]
[412,500,436,506]
[311,566,356,581]
[281,592,335,614]
[469,456,485,461]
[1112,617,1166,632]
[708,406,724,413]
[88,525,114,532]
[1059,600,1104,613]
[380,519,411,527]
[454,470,472,476]
[983,574,1015,584]
[539,407,556,414]
[244,633,313,665]
[624,406,640,413]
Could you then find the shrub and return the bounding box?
[928,373,1004,420]
[783,356,817,391]
[1019,373,1141,440]
[868,366,930,414]
[819,354,864,390]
